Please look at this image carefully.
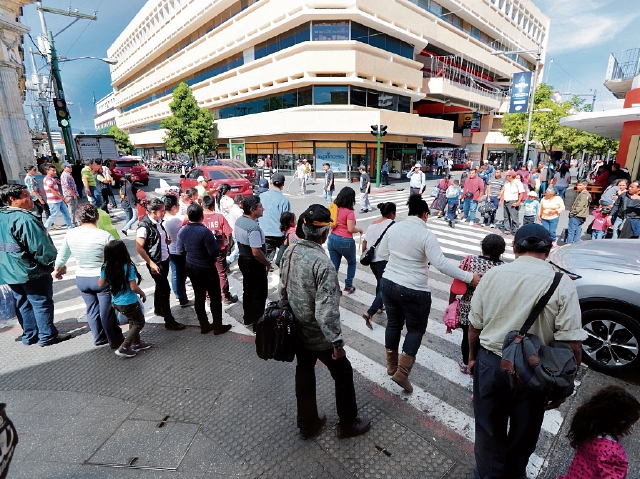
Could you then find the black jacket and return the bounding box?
[611,192,631,221]
[138,216,168,263]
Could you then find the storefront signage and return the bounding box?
[508,71,533,113]
[230,140,246,163]
[316,147,347,172]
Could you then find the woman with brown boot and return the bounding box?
[377,194,480,393]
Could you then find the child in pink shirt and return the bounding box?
[559,386,640,479]
[591,206,612,240]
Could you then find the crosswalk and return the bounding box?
[43,193,566,479]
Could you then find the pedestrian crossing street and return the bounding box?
[45,194,565,479]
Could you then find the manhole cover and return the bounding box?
[86,419,198,469]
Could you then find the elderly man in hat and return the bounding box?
[195,176,217,201]
[280,204,371,440]
[60,161,79,225]
[498,171,526,235]
[407,163,425,196]
[467,223,585,479]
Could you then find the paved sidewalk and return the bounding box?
[1,308,475,479]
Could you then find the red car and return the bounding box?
[206,158,257,185]
[179,166,253,198]
[107,157,149,185]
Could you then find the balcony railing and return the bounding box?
[606,48,640,82]
[422,55,508,103]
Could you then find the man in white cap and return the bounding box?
[407,163,425,196]
[195,176,216,201]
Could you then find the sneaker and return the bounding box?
[336,417,371,439]
[343,286,356,294]
[490,223,496,228]
[223,295,238,305]
[132,340,152,351]
[180,299,194,308]
[121,229,128,237]
[115,346,137,358]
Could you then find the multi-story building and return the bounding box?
[94,92,118,134]
[108,0,549,176]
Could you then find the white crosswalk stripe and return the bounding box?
[44,203,562,478]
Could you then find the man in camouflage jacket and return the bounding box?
[279,204,370,440]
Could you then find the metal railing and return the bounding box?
[422,55,507,103]
[606,48,640,82]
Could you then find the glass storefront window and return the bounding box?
[312,21,349,41]
[313,86,349,105]
[398,95,411,113]
[351,87,367,107]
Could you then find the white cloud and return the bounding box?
[535,0,640,54]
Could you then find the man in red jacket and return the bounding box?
[461,169,486,224]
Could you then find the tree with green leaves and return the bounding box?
[108,125,134,154]
[160,82,217,165]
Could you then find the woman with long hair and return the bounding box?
[53,203,124,348]
[99,240,149,358]
[552,163,571,199]
[327,187,363,294]
[362,202,396,328]
[216,183,234,221]
[378,194,479,393]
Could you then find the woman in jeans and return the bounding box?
[327,187,362,294]
[378,195,479,393]
[362,202,396,328]
[538,187,565,245]
[53,203,124,348]
[119,174,138,236]
[552,163,571,199]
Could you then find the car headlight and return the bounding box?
[549,261,582,280]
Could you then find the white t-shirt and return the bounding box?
[163,213,185,255]
[136,218,170,262]
[364,219,394,263]
[228,204,243,232]
[503,180,525,202]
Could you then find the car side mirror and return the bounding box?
[179,175,185,179]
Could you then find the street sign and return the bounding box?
[508,71,533,113]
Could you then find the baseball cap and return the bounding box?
[271,172,285,185]
[61,162,71,168]
[527,190,537,197]
[295,204,332,239]
[505,171,516,178]
[414,163,421,168]
[513,223,552,247]
[196,176,207,182]
[257,179,269,193]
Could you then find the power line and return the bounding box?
[545,56,590,90]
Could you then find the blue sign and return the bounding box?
[508,71,533,114]
[315,147,347,172]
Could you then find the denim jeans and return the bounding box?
[89,185,103,208]
[168,253,188,303]
[446,200,459,221]
[123,204,137,231]
[44,201,74,229]
[327,234,356,288]
[381,278,431,357]
[555,185,567,199]
[295,344,358,430]
[591,229,606,240]
[227,242,239,264]
[473,348,545,479]
[566,216,585,244]
[76,276,124,348]
[538,181,547,198]
[541,217,560,242]
[112,301,145,349]
[463,198,478,222]
[10,275,57,346]
[366,261,386,318]
[487,197,500,224]
[324,189,333,204]
[629,218,640,237]
[612,217,624,239]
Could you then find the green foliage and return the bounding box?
[501,82,618,160]
[108,125,134,154]
[161,83,217,164]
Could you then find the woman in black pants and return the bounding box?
[448,234,505,374]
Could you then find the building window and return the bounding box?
[350,22,414,59]
[255,23,310,60]
[312,21,349,41]
[313,85,349,105]
[351,86,367,107]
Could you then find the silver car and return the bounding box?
[548,239,640,373]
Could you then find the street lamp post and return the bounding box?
[370,124,387,187]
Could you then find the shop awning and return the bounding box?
[560,107,640,140]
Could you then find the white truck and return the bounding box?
[74,135,120,162]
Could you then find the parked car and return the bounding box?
[548,240,640,373]
[106,156,149,185]
[179,166,253,199]
[206,158,257,185]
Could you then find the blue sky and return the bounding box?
[20,0,638,134]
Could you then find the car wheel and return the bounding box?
[581,308,640,372]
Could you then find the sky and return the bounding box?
[20,0,639,134]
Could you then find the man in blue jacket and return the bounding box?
[0,184,69,346]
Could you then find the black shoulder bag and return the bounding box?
[501,273,578,403]
[360,221,395,266]
[255,244,298,362]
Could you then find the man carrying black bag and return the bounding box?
[467,223,586,479]
[280,204,371,441]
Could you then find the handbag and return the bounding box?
[255,245,298,362]
[360,221,395,266]
[500,273,578,403]
[450,255,472,295]
[429,185,439,197]
[443,299,460,333]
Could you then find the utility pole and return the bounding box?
[29,48,55,156]
[370,124,387,187]
[35,1,97,162]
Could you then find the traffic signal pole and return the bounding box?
[370,124,387,188]
[48,30,75,162]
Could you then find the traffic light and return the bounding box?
[53,98,70,128]
[380,125,388,137]
[371,124,378,136]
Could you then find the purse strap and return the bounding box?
[518,272,563,336]
[370,221,395,250]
